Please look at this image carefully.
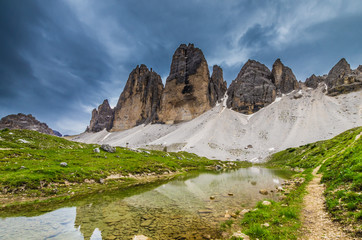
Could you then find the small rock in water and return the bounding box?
[93,148,100,153]
[101,144,116,153]
[262,200,271,206]
[232,231,250,240]
[133,235,150,240]
[60,162,68,167]
[210,196,215,200]
[228,193,234,196]
[215,165,223,170]
[224,210,231,218]
[259,189,268,195]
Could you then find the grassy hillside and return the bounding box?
[0,129,247,209]
[266,126,362,235]
[227,127,361,239]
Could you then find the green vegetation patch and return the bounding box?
[264,126,362,236]
[230,170,313,240]
[0,129,249,209]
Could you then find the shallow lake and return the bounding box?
[0,167,293,240]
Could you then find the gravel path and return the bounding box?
[299,166,354,240]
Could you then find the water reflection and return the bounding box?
[0,168,292,240]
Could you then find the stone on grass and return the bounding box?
[261,222,270,227]
[262,200,271,206]
[93,148,100,153]
[60,162,68,167]
[101,144,116,153]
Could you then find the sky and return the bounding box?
[1,0,361,135]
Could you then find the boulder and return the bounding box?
[101,144,116,153]
[157,44,214,124]
[112,65,164,131]
[60,162,68,167]
[227,60,276,114]
[271,58,299,94]
[87,99,114,132]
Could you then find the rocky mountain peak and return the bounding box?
[209,65,227,104]
[157,43,213,124]
[325,58,352,89]
[227,59,276,114]
[0,113,57,136]
[305,74,325,89]
[87,99,114,132]
[271,58,299,94]
[111,64,164,131]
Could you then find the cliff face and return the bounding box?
[0,113,57,136]
[227,60,276,114]
[325,58,362,96]
[157,44,214,124]
[271,59,299,94]
[111,64,164,131]
[209,65,227,105]
[305,74,326,89]
[87,99,114,132]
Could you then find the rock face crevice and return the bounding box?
[227,60,276,114]
[0,113,57,136]
[87,99,114,132]
[111,64,164,131]
[157,44,214,124]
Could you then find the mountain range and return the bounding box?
[73,43,362,161]
[86,43,361,133]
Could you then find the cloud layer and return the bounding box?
[1,0,361,134]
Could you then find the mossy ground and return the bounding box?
[226,127,361,239]
[0,129,249,213]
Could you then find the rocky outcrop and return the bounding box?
[271,59,299,94]
[111,65,164,131]
[305,74,326,89]
[325,58,351,89]
[209,65,227,104]
[227,60,276,114]
[87,99,114,132]
[157,44,214,124]
[325,58,362,96]
[0,113,56,135]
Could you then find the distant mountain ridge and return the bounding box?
[0,113,61,136]
[87,43,362,132]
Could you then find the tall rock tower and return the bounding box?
[111,65,164,131]
[157,44,215,124]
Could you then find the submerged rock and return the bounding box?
[259,189,268,195]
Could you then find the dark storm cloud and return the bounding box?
[1,0,361,134]
[0,0,113,133]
